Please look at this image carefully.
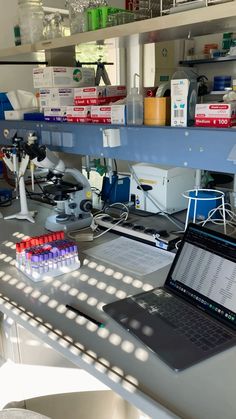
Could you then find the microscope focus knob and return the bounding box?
[80,199,92,212]
[68,202,77,209]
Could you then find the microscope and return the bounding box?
[23,139,93,232]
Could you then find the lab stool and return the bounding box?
[0,409,51,419]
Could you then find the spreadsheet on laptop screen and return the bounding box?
[166,226,236,328]
[172,242,236,312]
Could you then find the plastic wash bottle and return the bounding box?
[126,73,143,125]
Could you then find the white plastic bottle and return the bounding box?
[126,73,143,125]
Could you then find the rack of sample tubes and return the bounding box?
[16,231,80,282]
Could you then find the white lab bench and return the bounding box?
[0,201,235,419]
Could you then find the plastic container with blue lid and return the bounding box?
[213,75,231,91]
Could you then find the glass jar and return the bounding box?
[65,0,90,34]
[18,0,44,44]
[43,13,64,40]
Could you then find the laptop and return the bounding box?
[103,223,236,370]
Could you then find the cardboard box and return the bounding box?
[195,103,236,127]
[91,105,126,124]
[74,86,106,105]
[33,67,95,88]
[44,107,67,122]
[74,85,126,105]
[171,79,189,127]
[105,85,127,97]
[39,88,74,108]
[66,106,91,123]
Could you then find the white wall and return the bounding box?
[0,0,38,92]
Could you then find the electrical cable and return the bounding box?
[175,239,182,250]
[93,202,129,223]
[91,187,101,194]
[198,202,236,235]
[0,198,13,207]
[129,208,160,217]
[174,202,236,246]
[93,214,127,239]
[24,174,54,204]
[93,202,129,239]
[67,202,129,242]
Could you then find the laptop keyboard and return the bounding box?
[133,290,234,352]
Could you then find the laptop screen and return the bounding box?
[165,223,236,329]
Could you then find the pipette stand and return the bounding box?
[3,153,36,223]
[4,175,35,223]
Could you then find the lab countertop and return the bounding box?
[0,201,235,419]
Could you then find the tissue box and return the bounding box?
[7,90,38,110]
[4,108,39,120]
[195,103,236,127]
[91,105,126,124]
[33,67,95,88]
[44,107,67,122]
[39,88,74,108]
[66,106,91,123]
[74,85,127,105]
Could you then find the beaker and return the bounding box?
[43,13,64,39]
[65,0,90,33]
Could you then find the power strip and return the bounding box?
[95,216,180,250]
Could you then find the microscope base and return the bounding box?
[45,213,92,232]
[5,211,36,223]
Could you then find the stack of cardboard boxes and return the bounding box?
[33,67,127,125]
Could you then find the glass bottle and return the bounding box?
[18,0,44,44]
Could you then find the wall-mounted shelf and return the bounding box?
[180,55,236,66]
[1,2,236,58]
[0,120,235,174]
[0,43,34,59]
[0,61,48,65]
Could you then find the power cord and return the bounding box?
[173,202,236,251]
[92,202,129,239]
[67,202,129,242]
[198,202,236,235]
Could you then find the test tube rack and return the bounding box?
[16,231,80,282]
